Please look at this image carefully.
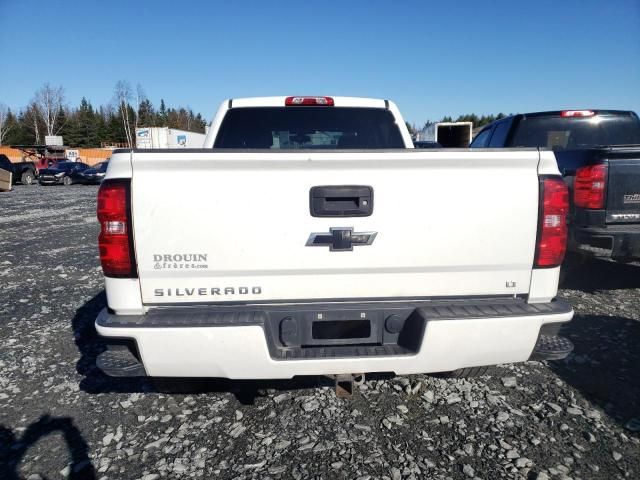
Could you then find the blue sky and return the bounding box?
[0,0,639,125]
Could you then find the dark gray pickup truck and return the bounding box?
[471,110,640,262]
[0,154,38,185]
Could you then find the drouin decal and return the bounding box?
[153,253,208,270]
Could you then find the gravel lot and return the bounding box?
[1,185,639,480]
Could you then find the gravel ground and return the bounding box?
[1,185,639,480]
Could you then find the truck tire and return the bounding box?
[438,366,492,378]
[63,176,72,186]
[21,171,35,185]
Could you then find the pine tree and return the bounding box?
[55,107,68,138]
[158,99,167,126]
[137,99,155,127]
[82,98,98,146]
[95,107,110,147]
[4,110,33,144]
[107,110,126,144]
[193,113,206,133]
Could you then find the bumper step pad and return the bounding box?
[531,334,574,361]
[96,346,147,377]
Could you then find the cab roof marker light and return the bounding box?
[285,96,335,106]
[561,110,595,117]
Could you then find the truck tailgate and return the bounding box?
[605,147,640,223]
[130,150,541,305]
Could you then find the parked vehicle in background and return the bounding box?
[471,110,640,263]
[135,127,206,149]
[38,161,89,186]
[418,122,472,147]
[79,161,109,184]
[94,95,573,387]
[413,141,442,148]
[11,145,67,171]
[0,154,38,185]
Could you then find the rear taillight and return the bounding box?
[97,179,137,277]
[285,96,334,106]
[574,163,607,209]
[535,177,569,268]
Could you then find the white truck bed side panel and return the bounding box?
[104,277,144,314]
[537,149,563,176]
[526,148,563,303]
[104,151,132,180]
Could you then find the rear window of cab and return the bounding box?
[511,114,640,149]
[214,107,404,149]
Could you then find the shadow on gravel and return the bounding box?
[561,257,640,291]
[73,292,378,405]
[550,313,640,433]
[0,415,95,480]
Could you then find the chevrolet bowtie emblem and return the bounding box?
[306,227,377,251]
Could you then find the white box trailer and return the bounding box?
[420,122,473,148]
[45,135,64,146]
[135,127,206,149]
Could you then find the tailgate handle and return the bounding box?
[310,185,373,217]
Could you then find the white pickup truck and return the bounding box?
[95,96,574,387]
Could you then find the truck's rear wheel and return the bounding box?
[21,171,34,185]
[438,366,492,378]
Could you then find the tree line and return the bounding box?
[441,113,508,127]
[406,113,508,136]
[0,82,207,148]
[0,83,510,147]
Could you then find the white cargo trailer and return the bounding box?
[45,135,64,146]
[135,127,206,149]
[419,122,473,148]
